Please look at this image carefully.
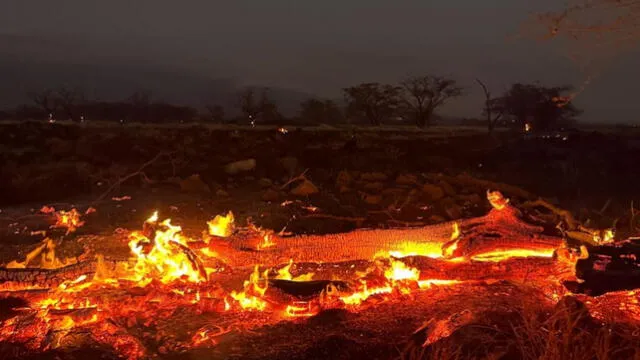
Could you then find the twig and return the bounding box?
[299,213,366,223]
[521,199,579,230]
[596,198,611,215]
[92,152,174,204]
[280,169,309,190]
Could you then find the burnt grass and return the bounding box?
[1,121,640,359]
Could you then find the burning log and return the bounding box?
[0,258,126,290]
[213,200,565,269]
[269,279,349,298]
[567,240,640,296]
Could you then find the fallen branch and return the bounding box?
[280,169,310,190]
[92,152,174,204]
[521,199,579,230]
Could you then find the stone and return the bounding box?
[363,182,384,193]
[258,178,273,188]
[335,170,352,188]
[422,184,445,201]
[291,179,319,196]
[395,173,418,185]
[262,188,280,202]
[441,198,462,219]
[439,181,457,197]
[179,174,211,193]
[215,189,229,197]
[363,194,383,205]
[224,159,256,175]
[360,172,388,182]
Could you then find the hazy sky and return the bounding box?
[2,0,639,123]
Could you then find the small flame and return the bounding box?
[207,211,235,238]
[487,190,509,210]
[229,265,269,311]
[275,259,314,281]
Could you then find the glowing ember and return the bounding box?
[470,248,555,262]
[41,207,87,234]
[207,211,235,238]
[284,302,317,317]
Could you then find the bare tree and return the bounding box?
[56,87,85,121]
[343,83,401,126]
[475,79,504,134]
[237,87,279,124]
[27,89,57,119]
[400,76,463,128]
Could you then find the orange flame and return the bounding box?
[207,211,235,238]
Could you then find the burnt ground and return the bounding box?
[1,122,640,359]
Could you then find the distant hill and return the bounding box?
[0,34,313,115]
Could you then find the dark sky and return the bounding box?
[2,0,639,123]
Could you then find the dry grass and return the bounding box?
[401,297,640,360]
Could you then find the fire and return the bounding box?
[5,238,76,269]
[41,207,87,235]
[207,211,235,238]
[593,229,615,244]
[470,248,555,262]
[442,222,460,258]
[257,232,276,250]
[285,302,317,317]
[275,259,315,281]
[384,259,420,282]
[127,212,207,284]
[229,265,269,311]
[487,190,509,210]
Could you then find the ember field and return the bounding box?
[1,122,640,360]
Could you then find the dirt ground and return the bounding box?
[1,122,640,359]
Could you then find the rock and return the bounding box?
[291,179,319,196]
[338,186,351,194]
[429,215,447,223]
[179,174,210,193]
[224,159,256,175]
[395,173,418,185]
[458,193,482,206]
[381,188,406,196]
[335,170,352,188]
[438,181,456,197]
[215,189,229,197]
[422,184,445,201]
[363,182,384,193]
[360,172,388,182]
[258,178,273,188]
[280,156,299,175]
[440,198,462,219]
[262,188,280,202]
[363,194,383,205]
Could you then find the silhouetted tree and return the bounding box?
[27,89,57,119]
[299,98,343,124]
[494,83,581,131]
[55,87,85,121]
[475,78,504,134]
[237,87,280,124]
[343,83,401,126]
[400,76,463,128]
